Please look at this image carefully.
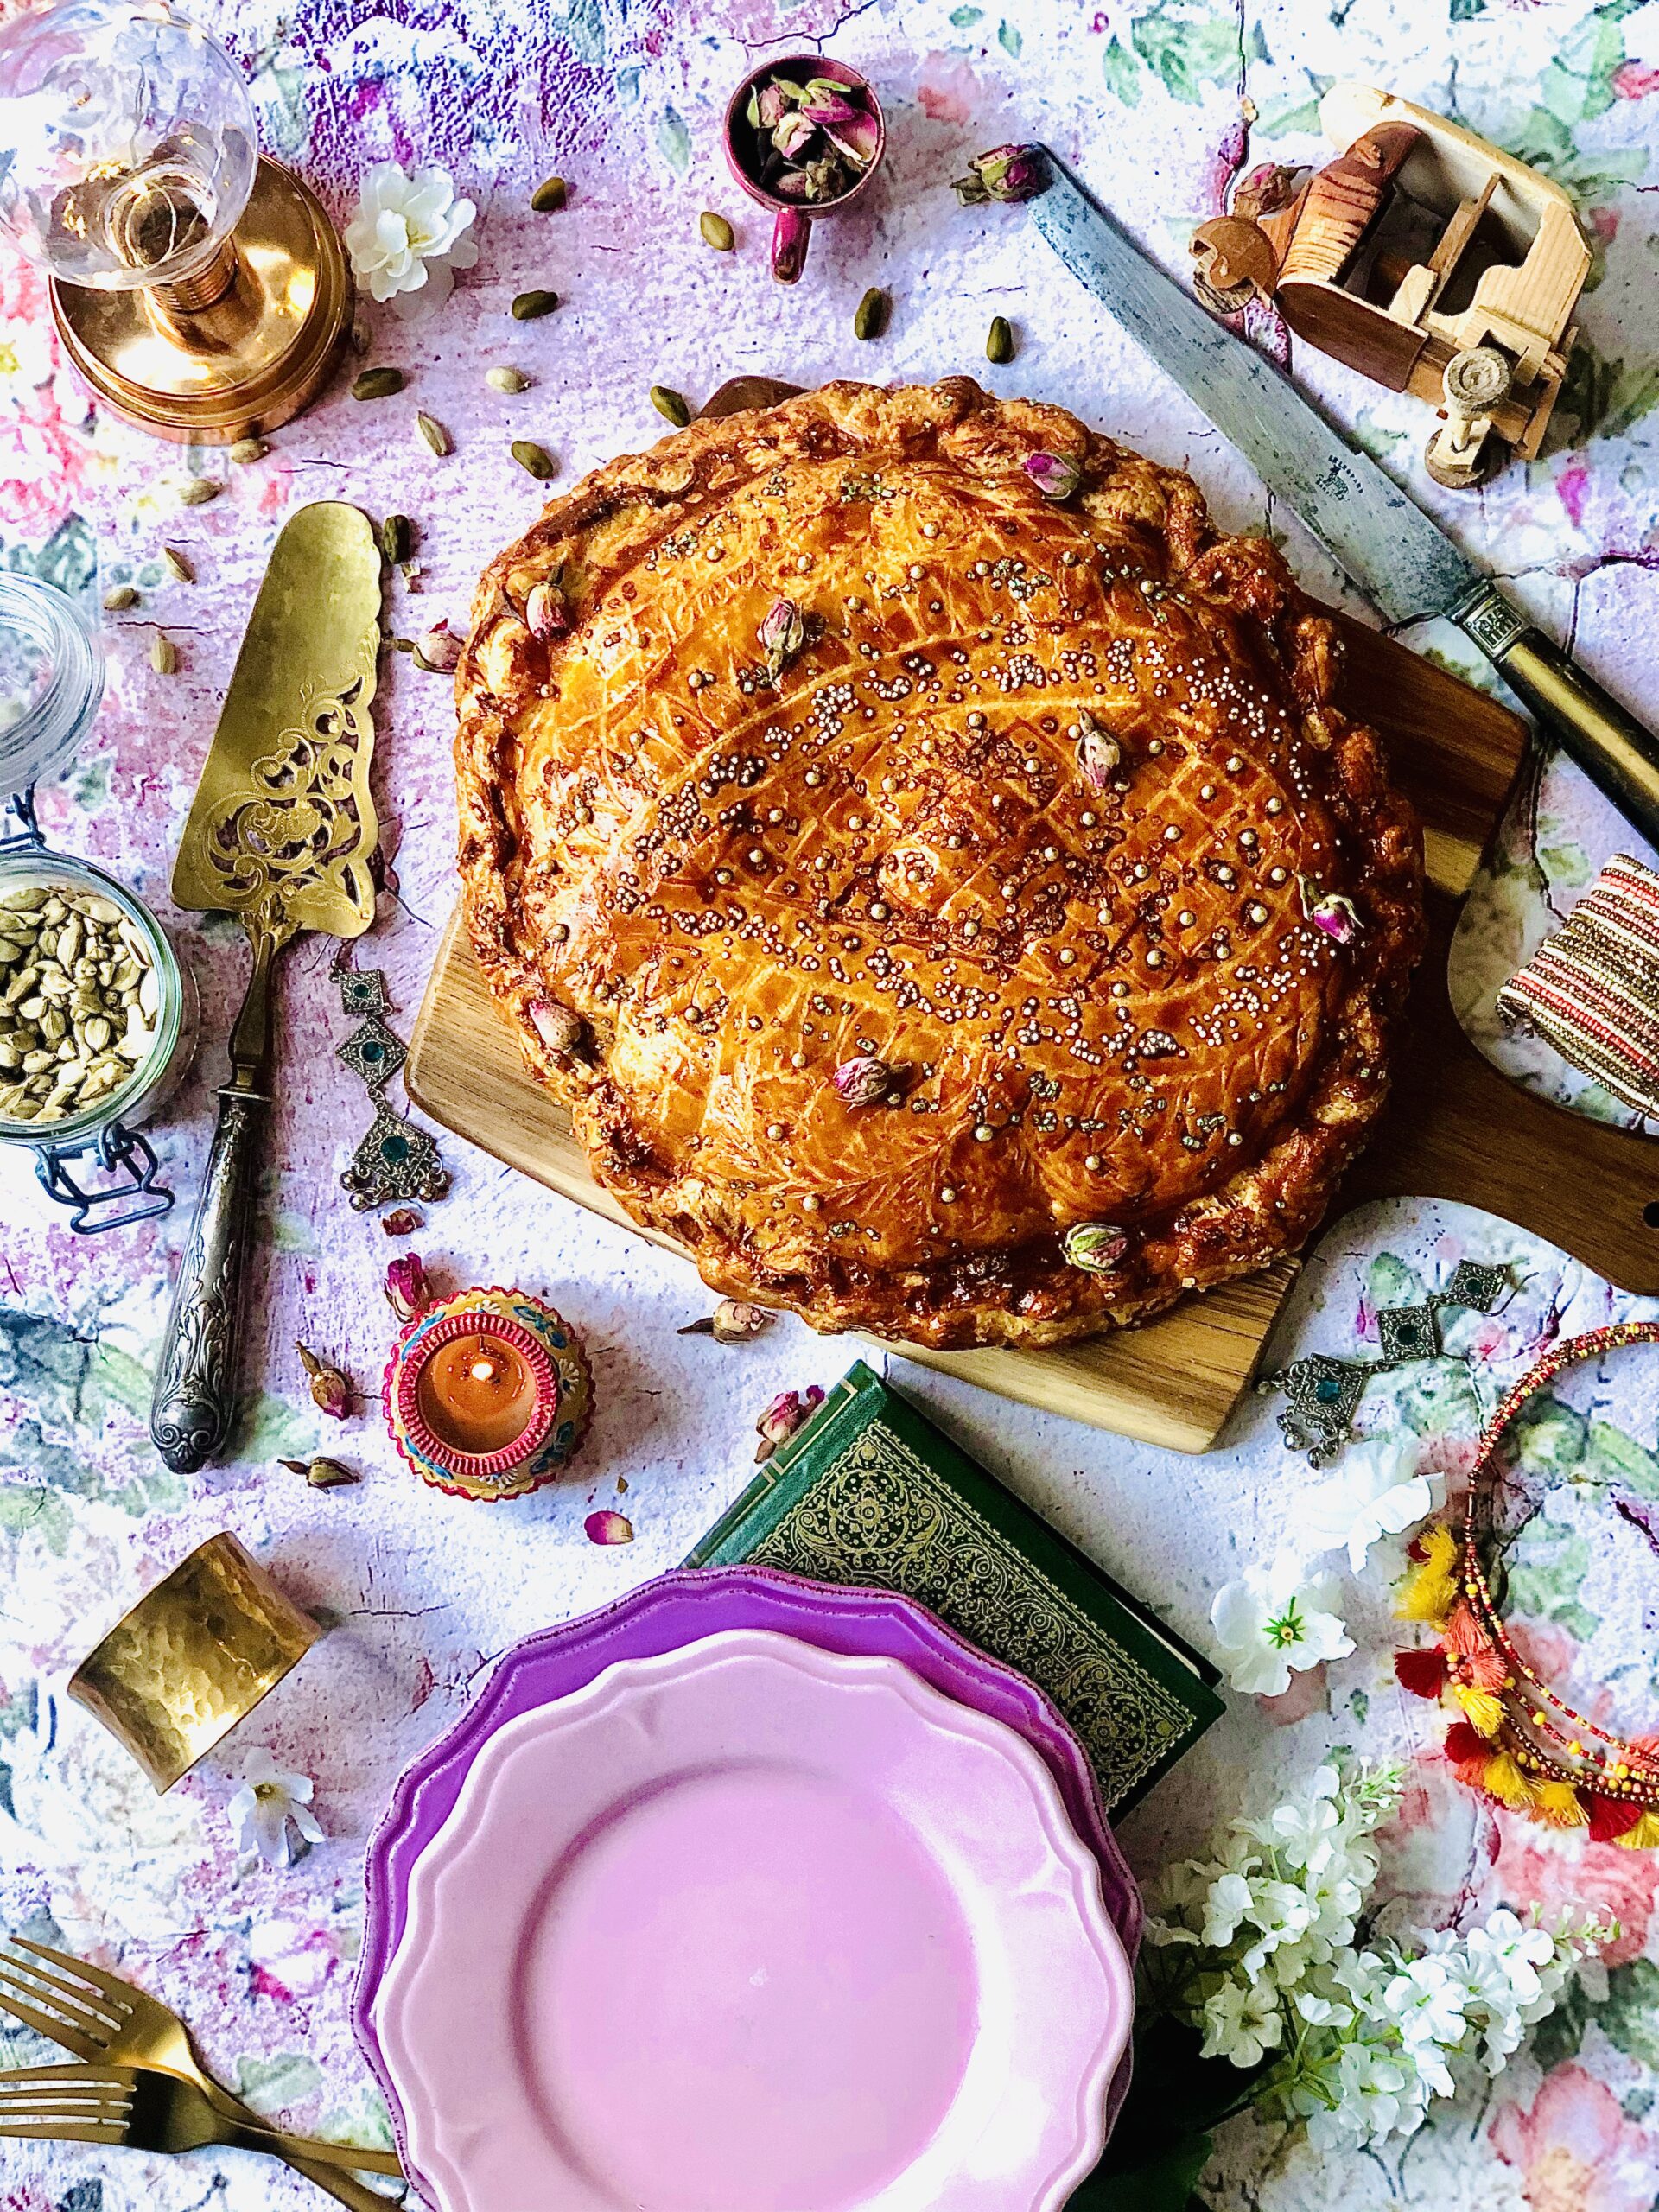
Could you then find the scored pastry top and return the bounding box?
[456,378,1423,1349]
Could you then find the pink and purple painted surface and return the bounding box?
[1,2,1658,2209]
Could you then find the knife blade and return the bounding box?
[149,502,383,1474]
[1029,150,1659,851]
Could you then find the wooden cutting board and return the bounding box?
[406,608,1659,1452]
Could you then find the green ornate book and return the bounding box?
[685,1362,1224,1812]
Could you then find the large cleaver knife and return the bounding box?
[1029,152,1659,850]
[149,503,383,1475]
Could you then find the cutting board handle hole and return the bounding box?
[1643,1202,1659,1230]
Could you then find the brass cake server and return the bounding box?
[149,502,382,1474]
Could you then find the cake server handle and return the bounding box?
[149,929,277,1474]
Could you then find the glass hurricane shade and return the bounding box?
[0,0,257,294]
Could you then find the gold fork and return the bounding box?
[0,2062,403,2171]
[0,1937,400,2207]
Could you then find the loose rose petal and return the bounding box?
[585,1510,635,1545]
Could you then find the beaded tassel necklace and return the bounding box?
[1395,1319,1659,1846]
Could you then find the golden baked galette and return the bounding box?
[456,379,1423,1351]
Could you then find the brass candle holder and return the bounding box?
[68,1532,319,1792]
[0,3,352,443]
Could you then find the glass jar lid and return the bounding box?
[0,570,104,798]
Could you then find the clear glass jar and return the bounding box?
[0,572,194,1229]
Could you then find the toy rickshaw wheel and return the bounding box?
[1423,428,1503,490]
[1193,271,1255,315]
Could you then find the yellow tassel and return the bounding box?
[1482,1751,1536,1809]
[1453,1684,1504,1738]
[1397,1525,1459,1627]
[1534,1781,1588,1829]
[1612,1810,1659,1850]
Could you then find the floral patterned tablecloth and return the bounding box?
[2,0,1658,2206]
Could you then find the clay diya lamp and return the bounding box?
[723,55,886,283]
[385,1286,593,1503]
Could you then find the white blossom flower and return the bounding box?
[1201,1870,1257,1948]
[227,1748,325,1869]
[344,162,478,314]
[1209,1552,1355,1695]
[1199,1974,1284,2066]
[1301,1433,1439,1572]
[1248,1763,1344,1872]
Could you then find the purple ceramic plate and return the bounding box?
[353,1567,1141,2185]
[373,1630,1131,2212]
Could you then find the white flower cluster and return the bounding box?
[1146,1760,1612,2152]
[1209,1435,1435,1695]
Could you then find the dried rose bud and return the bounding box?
[585,1509,635,1545]
[801,90,861,125]
[1075,710,1122,790]
[1024,450,1083,503]
[413,619,461,672]
[752,81,788,129]
[525,574,569,639]
[831,1052,911,1106]
[952,143,1046,206]
[296,1343,354,1419]
[831,1053,900,1106]
[382,1206,423,1236]
[385,1252,433,1325]
[680,1299,776,1344]
[1063,1222,1130,1274]
[754,1383,826,1462]
[758,595,807,684]
[823,110,880,168]
[772,110,817,160]
[1300,879,1362,945]
[531,998,584,1053]
[280,1455,360,1489]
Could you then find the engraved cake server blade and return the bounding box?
[149,502,383,1475]
[1028,151,1659,851]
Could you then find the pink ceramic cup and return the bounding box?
[723,55,887,284]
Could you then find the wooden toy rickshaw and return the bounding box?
[1190,83,1591,488]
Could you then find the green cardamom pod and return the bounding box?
[379,514,414,565]
[416,410,452,456]
[854,287,889,341]
[162,545,194,583]
[987,314,1014,365]
[512,440,557,480]
[531,175,568,213]
[651,385,691,427]
[512,289,561,321]
[699,210,735,251]
[101,585,137,612]
[352,365,406,400]
[228,435,269,464]
[486,365,531,393]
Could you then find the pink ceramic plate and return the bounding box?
[372,1628,1131,2212]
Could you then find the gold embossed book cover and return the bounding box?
[686,1361,1224,1811]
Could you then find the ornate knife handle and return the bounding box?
[149,1081,266,1474]
[1455,583,1659,854]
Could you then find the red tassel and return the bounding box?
[1406,1532,1429,1562]
[1395,1648,1447,1699]
[1586,1793,1644,1844]
[1445,1721,1489,1764]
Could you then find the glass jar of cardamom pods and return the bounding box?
[0,572,195,1230]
